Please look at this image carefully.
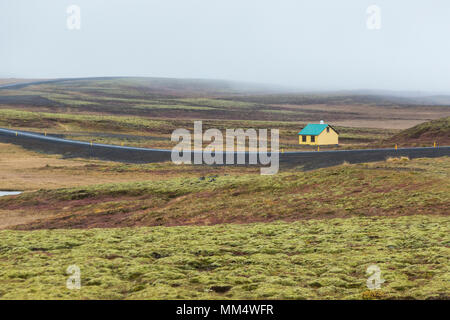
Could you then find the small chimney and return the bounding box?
[320,120,324,124]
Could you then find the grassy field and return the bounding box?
[0,108,397,151]
[1,78,449,151]
[1,78,448,128]
[0,78,449,300]
[0,215,448,299]
[0,143,258,191]
[1,142,448,230]
[0,148,447,300]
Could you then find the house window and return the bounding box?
[302,135,307,142]
[326,127,330,133]
[311,136,315,142]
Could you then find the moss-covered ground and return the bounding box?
[0,78,448,299]
[0,215,448,300]
[1,156,448,230]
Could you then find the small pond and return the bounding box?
[0,191,22,197]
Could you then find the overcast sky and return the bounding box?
[1,0,449,92]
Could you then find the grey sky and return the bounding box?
[1,0,449,92]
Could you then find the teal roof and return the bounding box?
[298,124,328,136]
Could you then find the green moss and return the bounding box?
[0,215,448,299]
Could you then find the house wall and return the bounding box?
[317,128,338,145]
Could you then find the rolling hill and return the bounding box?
[386,117,450,146]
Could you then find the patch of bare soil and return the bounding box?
[6,190,448,231]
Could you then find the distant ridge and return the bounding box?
[2,77,450,104]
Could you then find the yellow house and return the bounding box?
[298,122,339,145]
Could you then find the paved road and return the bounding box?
[1,128,449,170]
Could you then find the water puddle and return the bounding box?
[0,191,22,197]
